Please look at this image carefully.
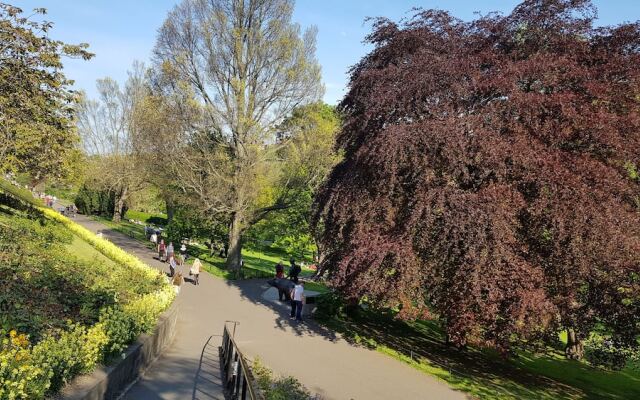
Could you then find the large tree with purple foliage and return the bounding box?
[313,0,640,361]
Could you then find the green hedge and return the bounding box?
[0,178,42,208]
[0,207,174,399]
[74,185,117,216]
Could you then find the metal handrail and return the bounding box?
[220,322,263,400]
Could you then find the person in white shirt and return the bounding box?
[289,279,305,322]
[168,255,177,277]
[180,242,187,261]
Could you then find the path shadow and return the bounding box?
[223,278,340,342]
[222,278,599,399]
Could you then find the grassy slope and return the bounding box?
[66,234,117,268]
[322,310,639,400]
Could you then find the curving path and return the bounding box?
[73,214,467,400]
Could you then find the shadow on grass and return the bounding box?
[319,310,639,400]
[220,275,638,400]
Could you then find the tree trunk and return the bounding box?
[112,186,128,223]
[166,198,175,224]
[312,236,327,278]
[225,212,243,277]
[565,328,584,360]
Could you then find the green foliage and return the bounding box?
[0,4,92,181]
[32,323,109,392]
[248,102,341,259]
[124,210,167,226]
[624,161,639,181]
[0,331,52,399]
[74,184,117,216]
[584,332,640,371]
[0,178,42,207]
[252,358,314,400]
[0,190,174,399]
[164,206,212,240]
[314,292,346,320]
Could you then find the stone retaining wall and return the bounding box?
[58,301,179,400]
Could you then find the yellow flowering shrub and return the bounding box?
[0,331,52,399]
[0,208,175,399]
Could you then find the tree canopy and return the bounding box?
[0,4,92,182]
[76,63,148,222]
[151,0,323,273]
[313,0,640,358]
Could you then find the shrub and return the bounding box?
[584,333,640,371]
[0,204,175,399]
[0,178,41,207]
[0,330,52,400]
[31,323,109,392]
[252,358,315,400]
[314,292,345,320]
[74,185,117,216]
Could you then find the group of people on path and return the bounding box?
[150,234,201,286]
[275,259,305,322]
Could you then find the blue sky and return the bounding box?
[15,0,640,105]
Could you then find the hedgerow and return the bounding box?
[0,190,174,399]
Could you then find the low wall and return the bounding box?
[59,301,179,400]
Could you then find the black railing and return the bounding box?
[220,322,262,400]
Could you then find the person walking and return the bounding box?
[275,263,286,301]
[290,279,305,322]
[288,258,301,281]
[158,239,167,262]
[180,242,188,263]
[150,231,158,246]
[190,258,202,285]
[168,255,177,277]
[167,241,175,260]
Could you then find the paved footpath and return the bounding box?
[74,215,467,400]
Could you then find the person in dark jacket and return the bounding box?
[288,258,301,281]
[275,263,286,300]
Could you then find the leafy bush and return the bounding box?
[0,201,175,399]
[0,178,41,207]
[314,292,345,320]
[252,358,315,400]
[32,323,109,392]
[584,333,640,371]
[0,330,52,399]
[74,185,118,216]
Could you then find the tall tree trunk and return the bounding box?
[565,328,584,360]
[312,236,328,278]
[166,197,175,224]
[225,212,243,277]
[112,186,128,223]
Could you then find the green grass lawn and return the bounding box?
[124,209,167,225]
[321,309,640,399]
[66,234,117,268]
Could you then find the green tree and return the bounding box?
[0,4,92,183]
[249,103,341,261]
[152,0,323,275]
[77,63,148,222]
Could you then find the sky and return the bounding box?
[15,0,640,105]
